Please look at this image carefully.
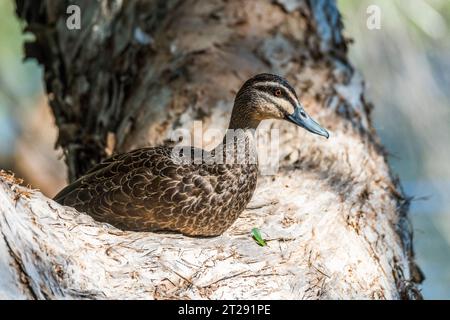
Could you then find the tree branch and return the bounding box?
[7,0,423,299]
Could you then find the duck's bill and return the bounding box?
[286,107,330,139]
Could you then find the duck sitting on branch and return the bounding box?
[54,74,329,237]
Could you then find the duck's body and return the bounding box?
[55,74,328,236]
[55,134,258,236]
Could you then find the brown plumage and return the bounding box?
[54,74,329,236]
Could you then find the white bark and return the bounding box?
[0,119,420,300]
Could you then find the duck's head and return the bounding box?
[230,73,329,138]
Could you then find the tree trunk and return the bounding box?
[1,0,423,299]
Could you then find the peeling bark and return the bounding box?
[3,0,424,299]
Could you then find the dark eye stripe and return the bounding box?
[254,85,298,108]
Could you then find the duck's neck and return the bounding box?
[211,115,260,166]
[228,108,261,130]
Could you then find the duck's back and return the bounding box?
[54,146,258,236]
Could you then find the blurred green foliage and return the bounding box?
[339,0,450,180]
[0,0,43,114]
[0,0,43,154]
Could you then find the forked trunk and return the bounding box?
[0,0,423,299]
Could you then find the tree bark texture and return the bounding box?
[1,0,424,299]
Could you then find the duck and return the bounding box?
[54,73,329,237]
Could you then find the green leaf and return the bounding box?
[251,228,267,247]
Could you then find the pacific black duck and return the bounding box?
[54,74,329,236]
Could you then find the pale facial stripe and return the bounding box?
[252,81,299,106]
[256,90,296,115]
[252,81,298,115]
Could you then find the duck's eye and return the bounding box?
[274,89,282,97]
[300,110,307,117]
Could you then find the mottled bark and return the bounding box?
[1,0,424,299]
